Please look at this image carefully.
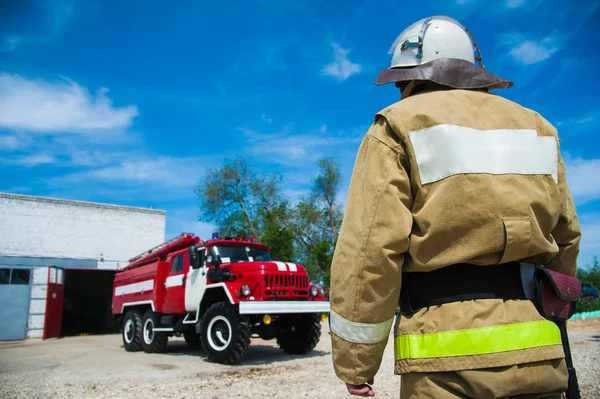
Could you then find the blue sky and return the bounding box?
[1,0,599,268]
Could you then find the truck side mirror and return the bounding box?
[188,246,200,269]
[206,254,222,268]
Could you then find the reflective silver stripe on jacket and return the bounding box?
[330,310,394,344]
[408,124,558,185]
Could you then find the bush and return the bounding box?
[576,298,600,313]
[577,256,600,289]
[575,256,600,314]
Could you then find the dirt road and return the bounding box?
[1,322,599,398]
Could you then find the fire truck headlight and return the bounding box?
[241,285,251,297]
[310,286,319,297]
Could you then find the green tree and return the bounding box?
[575,257,600,313]
[310,240,334,286]
[312,157,342,241]
[195,156,285,240]
[285,199,321,250]
[195,155,345,288]
[577,256,600,289]
[260,222,295,261]
[287,157,343,285]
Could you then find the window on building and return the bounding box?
[0,269,9,285]
[0,268,31,285]
[171,255,184,274]
[11,269,31,285]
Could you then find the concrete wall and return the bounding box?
[28,266,48,339]
[0,193,167,339]
[0,193,166,269]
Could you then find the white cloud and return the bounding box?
[241,126,361,166]
[163,207,216,241]
[168,220,216,242]
[0,73,138,134]
[0,135,23,151]
[261,114,273,124]
[557,111,599,131]
[66,149,113,167]
[52,156,208,189]
[564,157,600,205]
[9,154,57,167]
[322,43,363,81]
[238,125,292,143]
[511,40,558,64]
[498,33,560,65]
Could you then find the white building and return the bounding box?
[0,193,166,340]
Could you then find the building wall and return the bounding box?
[0,193,166,269]
[28,267,49,339]
[0,193,167,339]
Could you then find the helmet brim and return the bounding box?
[375,58,513,91]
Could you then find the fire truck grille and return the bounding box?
[264,274,309,297]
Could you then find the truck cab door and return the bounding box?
[162,252,189,314]
[184,247,207,313]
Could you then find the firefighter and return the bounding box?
[329,15,581,398]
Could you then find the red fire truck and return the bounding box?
[111,233,330,364]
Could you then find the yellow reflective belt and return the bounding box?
[395,320,562,361]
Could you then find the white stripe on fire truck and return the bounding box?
[286,263,298,272]
[115,279,154,296]
[165,274,184,288]
[274,261,287,271]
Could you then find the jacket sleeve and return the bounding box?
[546,150,581,276]
[329,116,413,385]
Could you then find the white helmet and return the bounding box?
[388,16,484,69]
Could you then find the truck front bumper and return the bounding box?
[238,300,330,315]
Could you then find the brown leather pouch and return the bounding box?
[534,267,582,321]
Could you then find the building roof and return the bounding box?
[0,192,166,216]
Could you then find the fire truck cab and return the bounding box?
[111,233,330,364]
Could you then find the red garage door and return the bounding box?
[44,267,64,339]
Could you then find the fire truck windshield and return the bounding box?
[210,245,271,263]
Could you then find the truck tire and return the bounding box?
[184,330,202,349]
[200,302,251,364]
[276,313,321,355]
[141,310,168,353]
[122,310,143,352]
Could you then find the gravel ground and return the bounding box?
[0,320,598,399]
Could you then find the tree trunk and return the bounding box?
[238,200,259,240]
[326,199,337,241]
[279,218,313,250]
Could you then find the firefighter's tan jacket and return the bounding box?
[329,87,581,385]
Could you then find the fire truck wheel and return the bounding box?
[183,330,202,349]
[141,310,168,353]
[276,313,321,355]
[200,302,251,365]
[122,310,143,352]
